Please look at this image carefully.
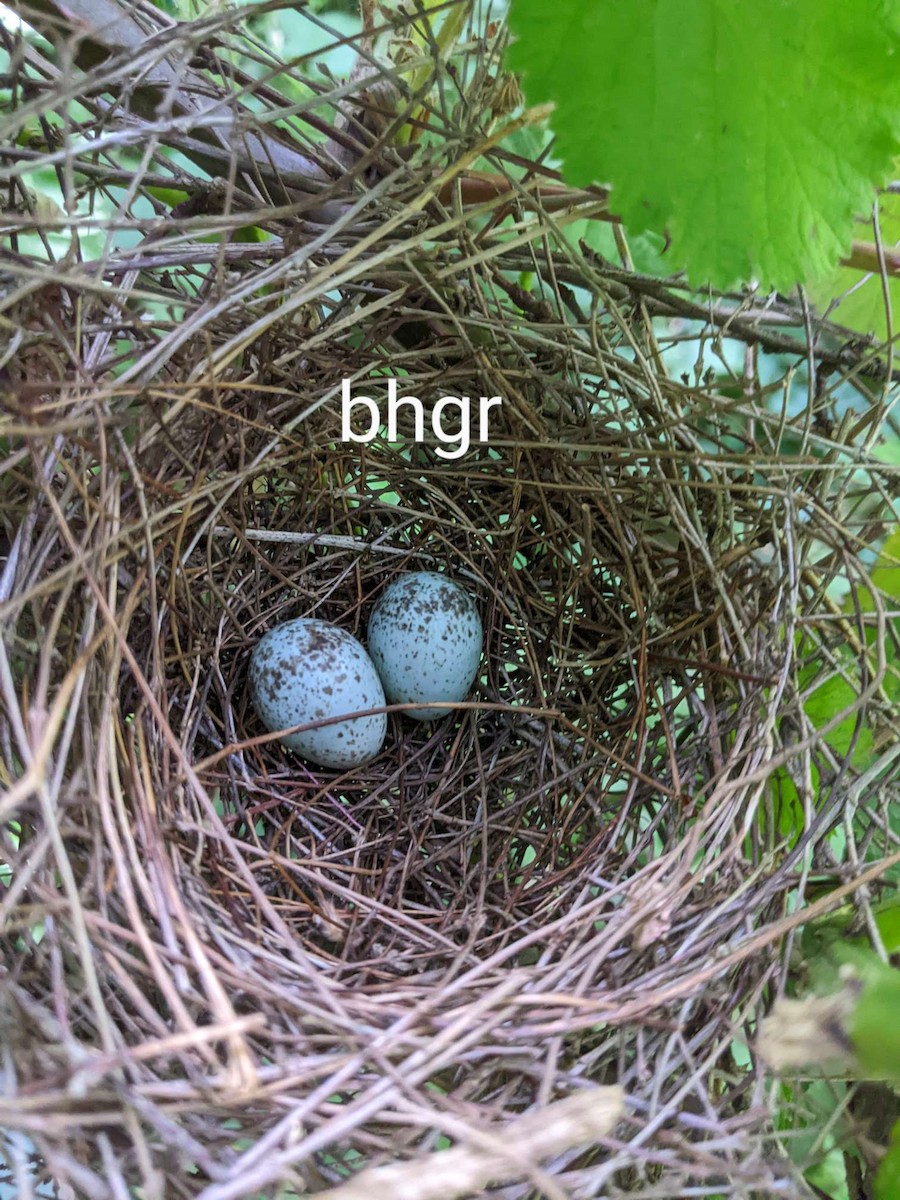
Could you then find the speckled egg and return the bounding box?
[367,572,483,721]
[249,619,387,768]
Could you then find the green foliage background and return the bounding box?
[509,0,900,289]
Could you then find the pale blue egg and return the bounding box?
[249,619,386,768]
[367,572,482,721]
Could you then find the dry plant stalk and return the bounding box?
[758,992,857,1074]
[316,1089,624,1200]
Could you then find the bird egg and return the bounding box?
[249,618,386,768]
[367,572,483,721]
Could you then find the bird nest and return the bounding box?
[1,3,899,1198]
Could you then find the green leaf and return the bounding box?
[869,528,900,603]
[146,186,190,207]
[809,196,900,341]
[234,225,272,244]
[766,766,815,849]
[849,955,900,1081]
[570,218,671,276]
[804,1147,851,1199]
[802,896,900,968]
[873,902,900,955]
[845,527,900,703]
[875,1121,900,1200]
[508,0,900,288]
[800,666,876,768]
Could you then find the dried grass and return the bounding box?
[1,2,899,1198]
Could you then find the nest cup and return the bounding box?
[2,276,829,1193]
[133,346,768,962]
[1,4,896,1196]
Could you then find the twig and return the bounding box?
[311,1088,624,1200]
